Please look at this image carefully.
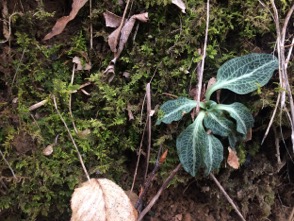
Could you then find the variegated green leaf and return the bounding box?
[216,102,254,135]
[203,109,235,137]
[206,53,278,99]
[176,111,223,176]
[156,97,200,125]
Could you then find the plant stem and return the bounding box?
[52,95,90,181]
[137,163,182,221]
[210,173,246,221]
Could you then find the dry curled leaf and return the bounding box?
[103,11,122,28]
[172,0,186,13]
[107,12,148,55]
[43,144,54,156]
[72,56,92,71]
[227,147,240,169]
[103,63,115,83]
[43,0,88,40]
[71,178,138,221]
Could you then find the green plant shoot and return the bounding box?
[156,53,278,177]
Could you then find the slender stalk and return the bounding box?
[137,164,182,221]
[210,173,246,221]
[52,95,90,181]
[196,0,209,111]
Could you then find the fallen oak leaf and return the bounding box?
[43,0,88,41]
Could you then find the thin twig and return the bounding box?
[52,95,90,181]
[0,11,23,44]
[137,163,182,221]
[131,117,148,192]
[113,0,131,52]
[135,146,164,210]
[196,0,210,113]
[261,93,281,144]
[69,64,78,134]
[0,150,16,179]
[144,83,152,179]
[209,173,246,221]
[89,0,93,50]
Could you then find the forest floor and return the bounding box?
[1,1,294,221]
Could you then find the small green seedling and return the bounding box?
[156,53,278,176]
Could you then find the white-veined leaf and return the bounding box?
[206,53,278,99]
[202,133,223,175]
[176,111,223,176]
[156,97,199,125]
[203,109,235,137]
[216,102,254,135]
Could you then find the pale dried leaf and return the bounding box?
[207,77,216,91]
[2,0,9,40]
[245,128,252,142]
[103,63,115,83]
[43,0,88,40]
[71,178,138,221]
[127,103,134,121]
[227,147,240,169]
[117,13,148,56]
[103,11,122,28]
[172,0,186,13]
[43,144,54,156]
[108,28,121,53]
[72,56,92,71]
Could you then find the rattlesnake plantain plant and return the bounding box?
[156,53,278,176]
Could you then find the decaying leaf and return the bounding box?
[172,0,186,13]
[227,147,240,169]
[2,0,9,40]
[43,0,88,40]
[103,63,115,83]
[106,12,148,56]
[103,10,122,28]
[115,12,148,59]
[207,77,216,91]
[43,144,54,156]
[71,178,138,221]
[72,56,92,71]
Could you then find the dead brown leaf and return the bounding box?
[71,178,138,221]
[172,0,186,13]
[72,56,92,71]
[43,0,88,41]
[227,147,240,169]
[107,12,148,56]
[103,10,122,28]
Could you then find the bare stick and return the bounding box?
[135,146,165,210]
[89,0,93,50]
[0,150,16,179]
[131,118,148,192]
[69,64,78,134]
[261,93,280,144]
[52,95,90,181]
[113,0,131,52]
[144,83,152,179]
[196,0,210,113]
[210,173,246,221]
[137,163,182,221]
